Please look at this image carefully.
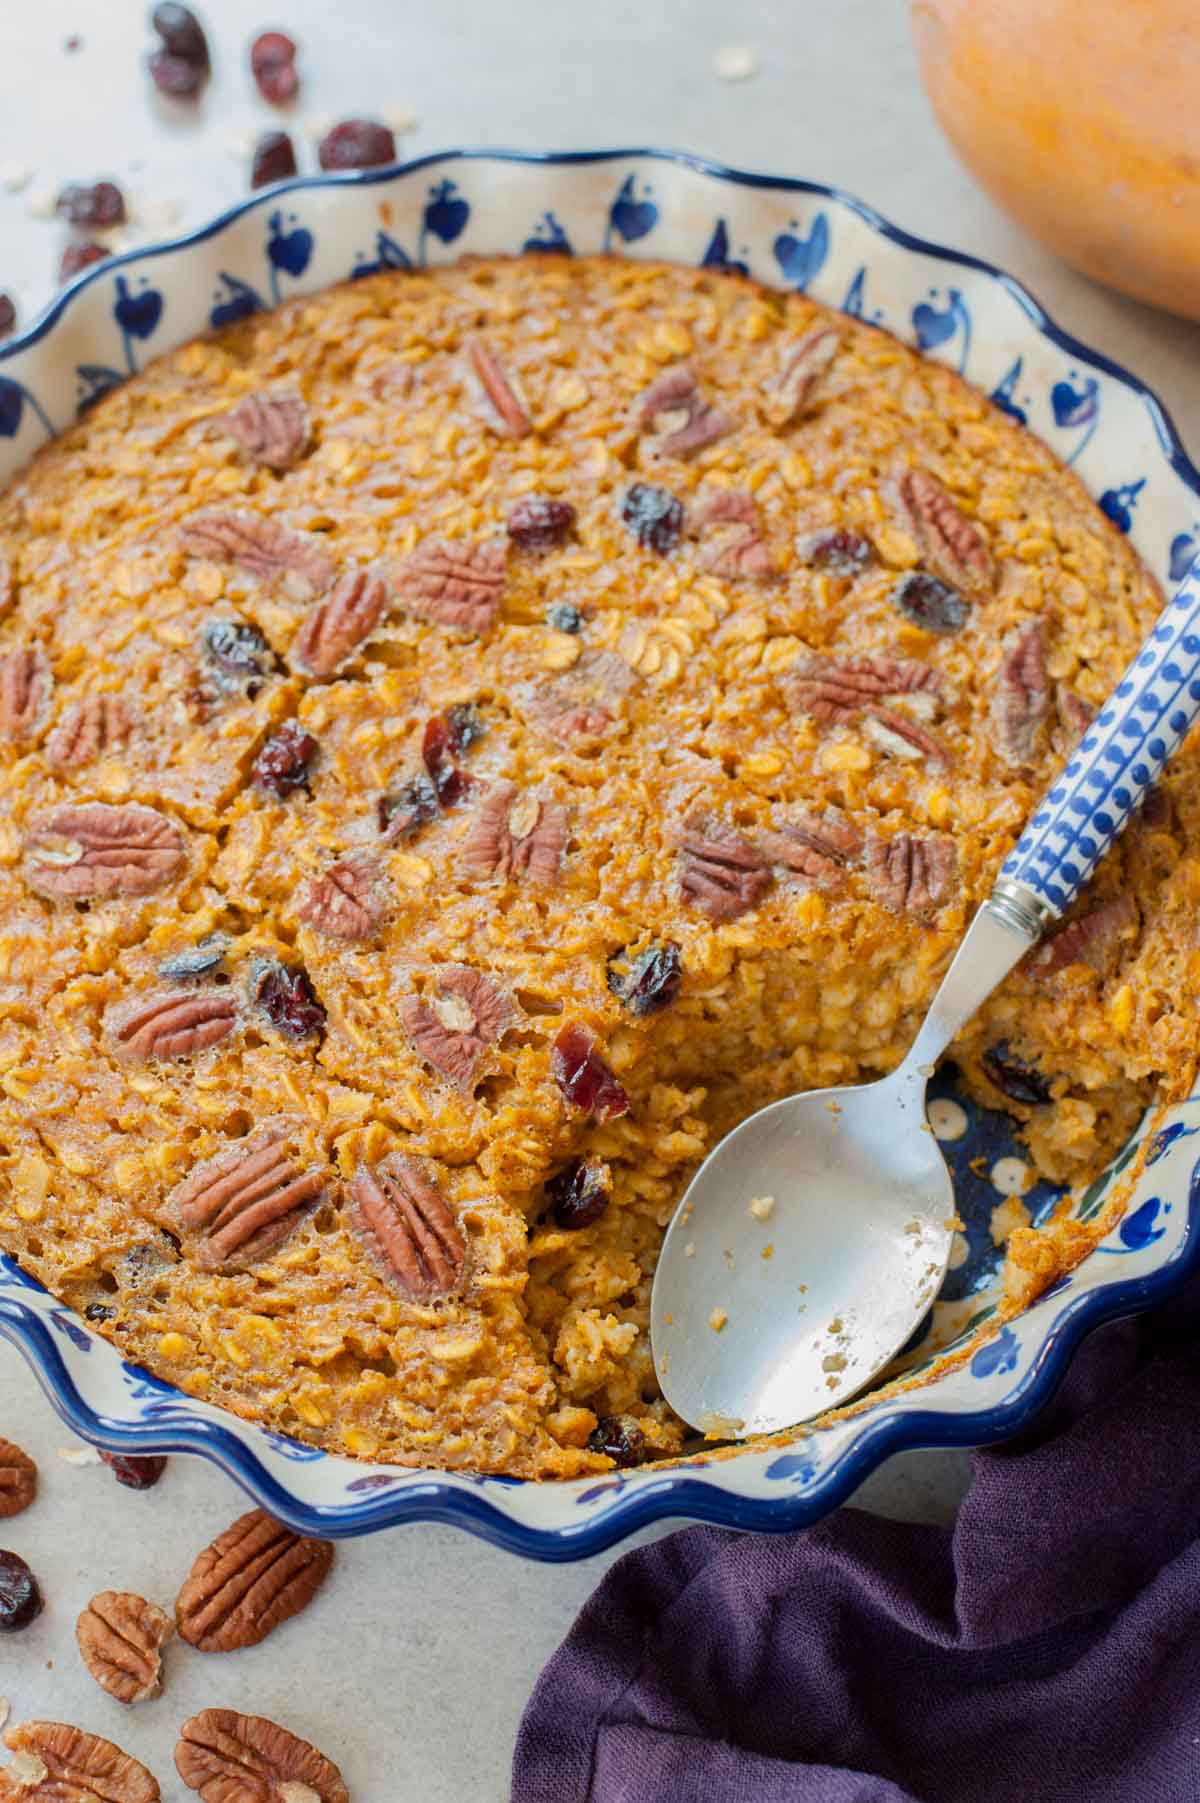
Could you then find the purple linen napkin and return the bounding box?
[513,1278,1200,1802]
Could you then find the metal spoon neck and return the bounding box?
[901,890,1045,1079]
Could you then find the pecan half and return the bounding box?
[222,391,310,471]
[678,816,772,919]
[112,989,238,1060]
[634,363,734,460]
[0,555,12,620]
[167,1128,325,1271]
[783,653,941,726]
[765,324,840,427]
[898,469,993,593]
[291,569,388,677]
[698,524,771,582]
[1029,891,1139,980]
[0,1721,159,1802]
[395,537,507,634]
[299,850,384,941]
[861,707,948,765]
[45,695,133,769]
[0,645,51,742]
[865,832,957,915]
[180,509,334,596]
[349,1154,466,1298]
[992,620,1049,767]
[0,1438,36,1518]
[458,780,568,885]
[400,965,516,1091]
[687,487,760,534]
[760,807,863,887]
[176,1510,333,1653]
[175,1710,348,1803]
[23,802,186,901]
[466,336,531,437]
[1054,685,1095,751]
[76,1591,173,1704]
[533,648,635,742]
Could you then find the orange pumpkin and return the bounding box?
[911,0,1200,321]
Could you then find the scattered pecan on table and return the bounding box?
[300,850,386,942]
[175,1509,333,1652]
[76,1590,173,1704]
[167,1127,325,1271]
[0,644,51,742]
[899,467,994,594]
[180,508,334,596]
[634,363,734,460]
[175,1709,348,1803]
[401,965,517,1091]
[394,536,507,633]
[111,989,238,1061]
[466,336,531,437]
[45,694,133,769]
[0,1438,36,1518]
[222,390,310,471]
[349,1154,467,1298]
[992,619,1050,766]
[458,780,568,885]
[764,324,841,428]
[1028,891,1139,980]
[864,831,957,915]
[23,802,186,901]
[0,1720,159,1800]
[292,568,388,676]
[677,815,772,920]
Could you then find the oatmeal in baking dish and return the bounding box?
[0,255,1195,1477]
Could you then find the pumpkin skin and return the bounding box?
[911,0,1200,320]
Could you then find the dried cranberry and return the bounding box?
[0,1551,42,1632]
[378,772,439,838]
[620,483,683,555]
[552,1023,630,1120]
[58,240,107,283]
[797,527,874,576]
[445,702,485,754]
[892,571,970,636]
[252,720,318,797]
[203,619,277,696]
[84,1301,116,1323]
[251,960,326,1039]
[607,943,683,1015]
[587,1416,646,1469]
[982,1042,1052,1107]
[251,129,297,189]
[148,48,206,94]
[422,713,472,807]
[57,180,125,228]
[0,294,14,341]
[250,30,299,104]
[317,119,397,173]
[507,495,577,554]
[546,602,583,634]
[549,1159,611,1230]
[100,1451,167,1490]
[64,33,83,50]
[151,2,210,64]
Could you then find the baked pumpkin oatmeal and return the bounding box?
[0,255,1194,1478]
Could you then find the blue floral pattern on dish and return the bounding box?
[772,213,829,291]
[912,286,971,373]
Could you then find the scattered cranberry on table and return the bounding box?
[317,119,397,172]
[56,181,126,229]
[99,1451,168,1491]
[58,241,108,284]
[0,1549,43,1631]
[251,129,298,189]
[250,29,300,104]
[0,294,15,341]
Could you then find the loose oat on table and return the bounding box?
[0,253,1192,1480]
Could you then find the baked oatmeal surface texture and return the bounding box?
[0,255,1194,1478]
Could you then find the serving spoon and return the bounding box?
[651,555,1200,1438]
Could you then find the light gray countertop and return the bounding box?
[1,0,1198,1796]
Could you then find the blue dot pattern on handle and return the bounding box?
[1001,560,1200,911]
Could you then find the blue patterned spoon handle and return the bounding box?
[997,556,1200,920]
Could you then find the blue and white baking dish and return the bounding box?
[2,150,1199,1559]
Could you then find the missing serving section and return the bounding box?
[0,254,1193,1478]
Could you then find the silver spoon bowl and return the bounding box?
[651,555,1200,1439]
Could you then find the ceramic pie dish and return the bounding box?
[2,148,1199,1558]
